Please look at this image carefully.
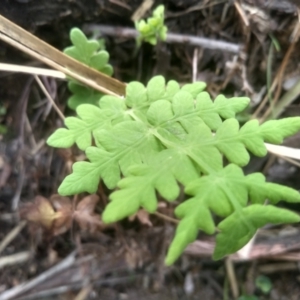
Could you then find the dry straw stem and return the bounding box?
[0,251,31,270]
[0,63,66,78]
[34,75,65,121]
[265,143,300,161]
[225,258,239,299]
[0,220,27,254]
[131,0,154,21]
[0,15,126,97]
[253,12,300,121]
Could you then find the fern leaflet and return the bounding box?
[63,28,114,109]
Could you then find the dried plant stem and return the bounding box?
[225,258,239,299]
[0,252,77,300]
[0,15,126,97]
[154,211,179,224]
[0,63,66,78]
[34,75,65,121]
[83,24,241,53]
[0,221,27,254]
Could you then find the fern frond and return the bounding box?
[47,74,300,265]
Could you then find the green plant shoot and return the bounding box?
[135,5,168,46]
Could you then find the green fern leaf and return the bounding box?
[213,205,300,260]
[162,92,249,132]
[181,82,207,97]
[48,72,300,266]
[47,96,129,150]
[46,128,75,148]
[147,75,167,102]
[214,94,250,119]
[58,158,101,195]
[67,82,104,110]
[165,202,215,265]
[260,117,300,143]
[64,28,99,65]
[63,28,114,109]
[58,121,160,195]
[246,173,300,204]
[47,105,108,150]
[165,164,300,264]
[215,117,300,166]
[64,28,113,74]
[102,149,199,223]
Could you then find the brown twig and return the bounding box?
[0,252,77,300]
[83,24,241,53]
[154,211,179,224]
[34,75,65,121]
[0,220,27,254]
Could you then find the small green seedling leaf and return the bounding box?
[255,275,272,294]
[135,5,168,46]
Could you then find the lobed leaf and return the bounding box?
[215,117,300,166]
[246,173,300,204]
[181,82,206,98]
[64,28,99,65]
[213,205,300,259]
[259,117,300,144]
[67,82,103,110]
[47,72,300,266]
[165,202,215,265]
[58,121,160,194]
[63,28,114,109]
[102,149,199,223]
[135,5,167,45]
[64,28,113,74]
[165,164,300,264]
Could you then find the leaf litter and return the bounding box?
[19,194,103,236]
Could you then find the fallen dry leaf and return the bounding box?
[50,194,73,236]
[129,209,152,227]
[73,194,103,232]
[20,194,103,236]
[20,196,58,229]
